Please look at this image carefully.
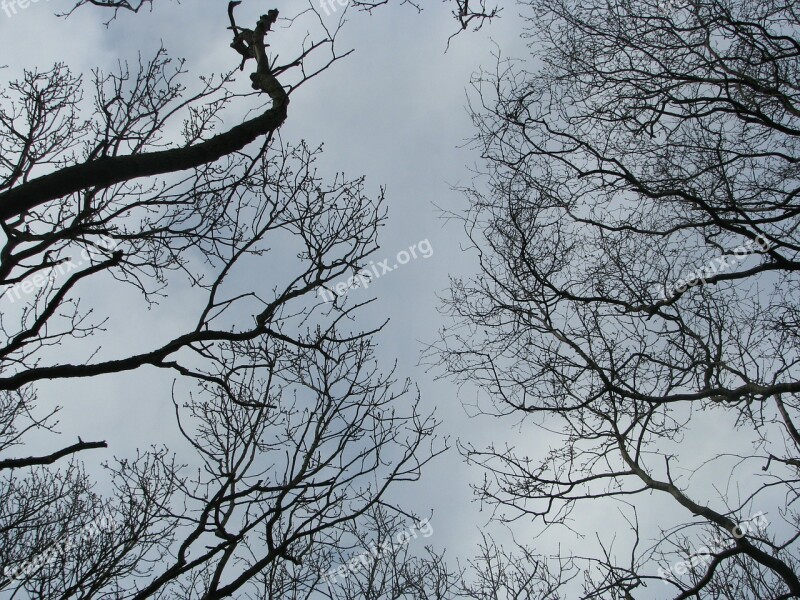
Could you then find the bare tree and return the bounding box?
[456,535,575,600]
[436,0,800,598]
[313,505,457,600]
[64,0,499,32]
[0,0,486,597]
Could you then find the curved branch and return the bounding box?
[0,439,107,470]
[0,6,287,223]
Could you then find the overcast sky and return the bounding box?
[0,2,780,598]
[0,0,535,569]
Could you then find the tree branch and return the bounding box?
[0,6,286,223]
[0,439,108,470]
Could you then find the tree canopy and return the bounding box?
[3,0,800,599]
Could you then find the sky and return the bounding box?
[0,0,539,574]
[0,1,781,598]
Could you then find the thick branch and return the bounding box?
[0,439,107,470]
[0,8,287,223]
